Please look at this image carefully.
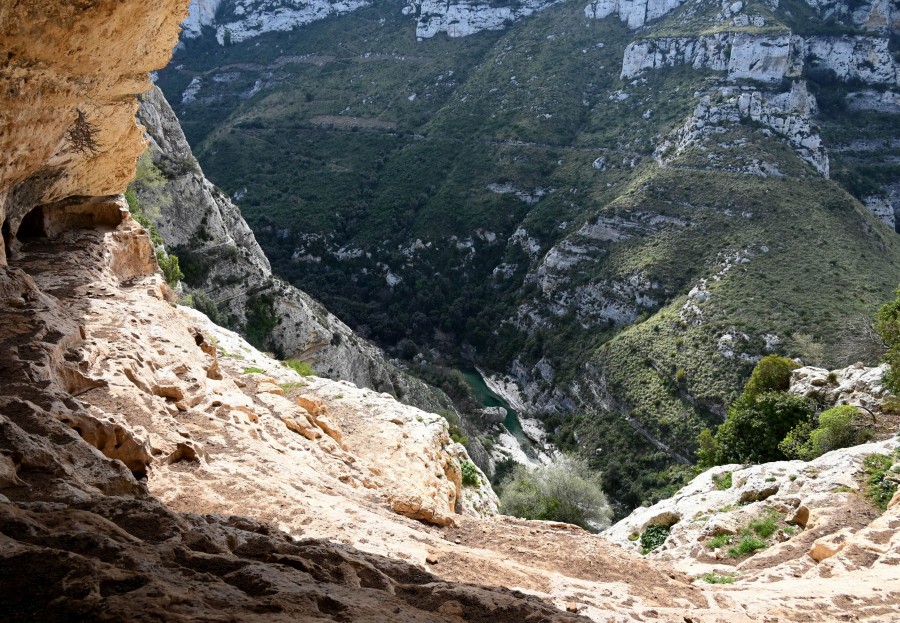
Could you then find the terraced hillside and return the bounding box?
[159,0,900,509]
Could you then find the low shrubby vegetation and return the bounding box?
[639,525,670,555]
[698,355,878,469]
[126,152,184,288]
[704,509,797,560]
[701,571,738,584]
[460,460,481,487]
[876,286,900,394]
[862,451,900,511]
[285,359,316,377]
[499,455,612,531]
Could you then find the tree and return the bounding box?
[713,392,813,464]
[743,355,801,399]
[499,455,612,531]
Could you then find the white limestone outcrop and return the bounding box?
[584,0,685,29]
[606,438,900,576]
[621,33,900,87]
[211,0,370,44]
[657,82,829,176]
[804,0,896,34]
[411,0,563,39]
[182,0,224,37]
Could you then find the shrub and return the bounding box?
[499,455,612,531]
[639,525,670,554]
[810,406,870,455]
[712,471,732,490]
[156,250,184,287]
[876,287,900,393]
[780,406,871,461]
[728,534,767,558]
[706,534,733,550]
[714,392,814,464]
[243,367,265,374]
[701,572,737,584]
[188,290,230,328]
[285,359,315,377]
[696,428,721,469]
[779,418,816,460]
[748,513,778,539]
[460,460,480,487]
[743,355,801,399]
[863,453,899,510]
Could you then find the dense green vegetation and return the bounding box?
[876,286,900,393]
[161,0,900,510]
[698,354,881,469]
[639,525,670,555]
[498,455,612,530]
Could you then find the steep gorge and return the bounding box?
[2,2,900,622]
[160,0,900,507]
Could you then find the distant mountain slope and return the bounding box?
[160,0,900,507]
[132,86,500,467]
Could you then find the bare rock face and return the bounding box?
[621,33,900,87]
[790,362,892,415]
[0,0,188,264]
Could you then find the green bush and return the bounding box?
[778,418,817,460]
[876,287,900,393]
[780,405,871,460]
[728,534,767,559]
[701,572,737,584]
[712,471,733,490]
[156,250,184,287]
[639,525,670,554]
[743,355,801,399]
[863,453,899,510]
[713,392,814,464]
[188,290,230,328]
[810,406,870,454]
[696,428,721,469]
[285,359,316,377]
[499,455,612,531]
[748,513,778,539]
[460,460,480,487]
[245,295,277,349]
[706,534,733,550]
[699,356,812,467]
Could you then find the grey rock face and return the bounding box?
[621,33,900,87]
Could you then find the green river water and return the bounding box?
[459,369,529,445]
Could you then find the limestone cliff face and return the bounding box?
[178,0,896,45]
[411,0,564,39]
[0,0,188,264]
[134,86,463,417]
[621,34,900,86]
